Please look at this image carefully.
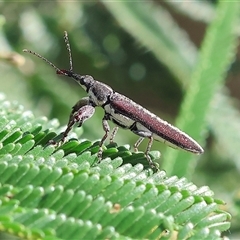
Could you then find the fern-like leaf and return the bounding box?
[0,94,231,239]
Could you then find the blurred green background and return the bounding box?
[0,1,240,238]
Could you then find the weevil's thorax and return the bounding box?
[69,72,113,107]
[88,80,113,107]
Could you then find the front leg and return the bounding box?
[97,114,111,161]
[61,97,95,143]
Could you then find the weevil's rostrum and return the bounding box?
[23,31,204,170]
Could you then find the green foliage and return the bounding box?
[163,1,239,177]
[0,96,231,239]
[102,1,196,82]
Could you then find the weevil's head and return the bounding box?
[57,69,95,92]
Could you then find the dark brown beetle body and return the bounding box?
[23,31,203,170]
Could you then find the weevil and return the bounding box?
[23,31,204,170]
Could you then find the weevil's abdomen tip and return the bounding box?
[192,145,204,155]
[196,149,204,155]
[199,148,204,154]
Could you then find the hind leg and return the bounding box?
[132,130,158,170]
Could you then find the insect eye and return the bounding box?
[80,76,86,85]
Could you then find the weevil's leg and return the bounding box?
[60,97,95,143]
[131,127,158,170]
[61,117,76,143]
[48,119,75,146]
[134,137,144,152]
[110,126,119,143]
[145,136,157,170]
[97,115,111,161]
[48,117,75,146]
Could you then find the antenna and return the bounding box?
[63,31,73,72]
[23,31,73,75]
[23,48,65,74]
